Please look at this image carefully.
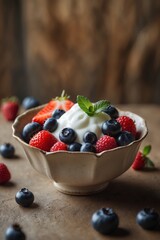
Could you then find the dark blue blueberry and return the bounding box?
[102,119,121,136]
[22,96,40,110]
[80,143,96,153]
[83,131,97,144]
[91,208,119,235]
[116,131,135,146]
[43,117,58,132]
[52,109,65,119]
[136,208,160,230]
[15,188,34,208]
[68,142,82,151]
[59,128,76,144]
[5,224,26,240]
[103,105,119,119]
[22,122,42,143]
[0,143,15,158]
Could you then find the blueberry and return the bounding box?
[91,208,119,235]
[59,128,76,144]
[136,208,160,230]
[102,119,121,136]
[5,224,26,240]
[80,143,96,153]
[103,105,119,119]
[43,117,58,132]
[15,188,34,207]
[22,122,42,143]
[52,109,65,119]
[0,143,15,158]
[116,131,135,146]
[68,142,82,151]
[22,96,40,110]
[83,131,97,144]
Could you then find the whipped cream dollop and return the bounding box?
[53,103,110,143]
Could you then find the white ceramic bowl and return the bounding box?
[12,106,148,195]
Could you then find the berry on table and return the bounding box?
[50,141,67,152]
[5,224,26,240]
[80,143,96,153]
[22,122,42,143]
[1,97,19,121]
[68,142,82,152]
[91,208,119,235]
[29,130,58,151]
[136,208,160,230]
[15,188,34,207]
[22,96,40,110]
[102,105,119,119]
[0,143,15,158]
[117,115,137,137]
[116,131,135,146]
[43,117,58,132]
[83,131,97,145]
[102,119,121,136]
[0,163,11,184]
[132,145,154,170]
[96,135,117,153]
[52,109,65,119]
[59,128,77,144]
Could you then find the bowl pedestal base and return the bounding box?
[53,182,109,195]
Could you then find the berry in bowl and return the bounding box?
[12,92,148,195]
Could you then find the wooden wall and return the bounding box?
[0,0,160,104]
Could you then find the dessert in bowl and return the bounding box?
[12,93,148,195]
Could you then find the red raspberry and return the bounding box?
[0,163,11,184]
[132,145,154,170]
[29,130,58,152]
[96,135,117,153]
[117,116,136,136]
[50,142,67,152]
[132,152,145,170]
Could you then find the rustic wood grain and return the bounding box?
[0,0,160,104]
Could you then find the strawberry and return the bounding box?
[32,90,74,124]
[1,97,19,121]
[0,163,11,184]
[132,145,154,170]
[50,141,67,152]
[96,135,117,153]
[29,130,58,152]
[117,116,136,136]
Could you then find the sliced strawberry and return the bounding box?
[32,91,74,125]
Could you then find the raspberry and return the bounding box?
[132,152,145,170]
[96,135,117,153]
[29,130,58,152]
[117,116,136,136]
[0,163,11,184]
[50,142,67,152]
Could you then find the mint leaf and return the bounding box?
[145,157,155,168]
[94,100,110,114]
[143,145,151,156]
[77,95,94,116]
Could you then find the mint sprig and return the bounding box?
[77,95,110,116]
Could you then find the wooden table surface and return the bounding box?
[0,105,160,240]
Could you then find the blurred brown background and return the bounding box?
[0,0,160,104]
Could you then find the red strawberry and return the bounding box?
[132,145,154,170]
[1,97,19,121]
[50,141,67,152]
[0,163,11,184]
[29,130,58,152]
[117,116,136,136]
[32,91,74,124]
[96,135,117,153]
